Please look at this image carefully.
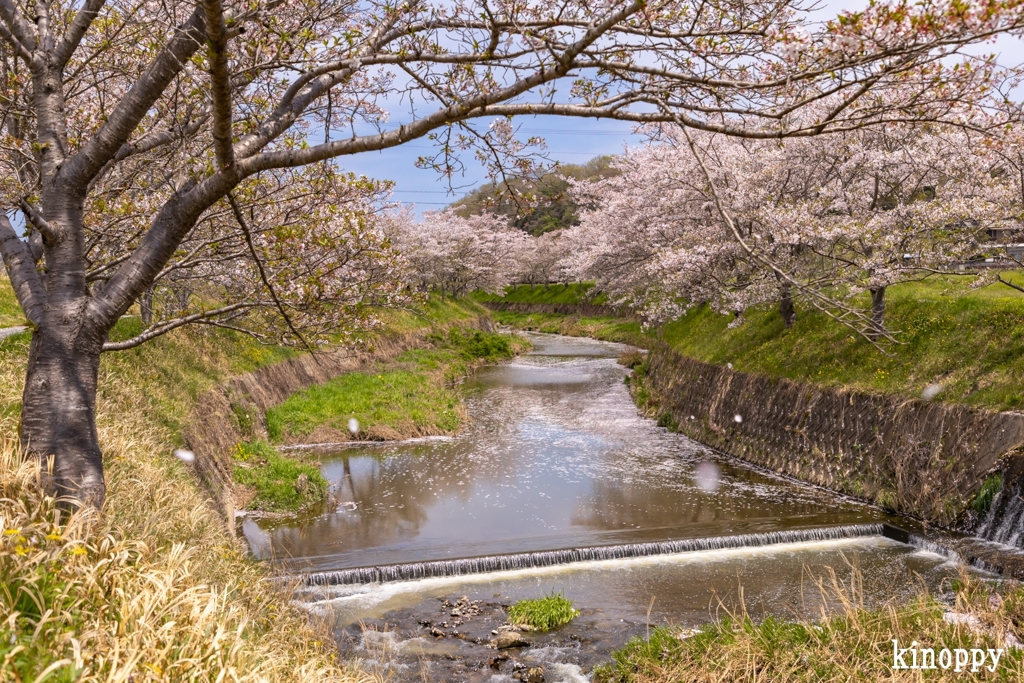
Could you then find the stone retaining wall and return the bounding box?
[644,343,1024,526]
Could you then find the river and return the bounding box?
[242,333,968,681]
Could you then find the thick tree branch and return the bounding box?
[0,214,45,326]
[61,5,207,189]
[0,0,36,56]
[0,19,31,60]
[55,0,107,67]
[203,0,234,169]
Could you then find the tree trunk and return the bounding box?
[140,285,155,325]
[20,327,106,506]
[868,286,887,340]
[778,281,795,327]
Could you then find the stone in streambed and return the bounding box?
[521,667,545,683]
[493,631,530,649]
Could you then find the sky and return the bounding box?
[335,0,1024,217]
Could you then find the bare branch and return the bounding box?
[226,193,311,350]
[19,198,61,243]
[101,301,254,351]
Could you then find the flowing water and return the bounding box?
[242,333,970,681]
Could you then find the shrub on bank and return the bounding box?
[508,592,580,632]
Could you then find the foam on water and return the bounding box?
[295,533,906,613]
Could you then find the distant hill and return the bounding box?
[450,156,619,235]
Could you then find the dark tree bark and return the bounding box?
[775,272,795,327]
[140,285,155,325]
[779,282,796,327]
[21,328,106,505]
[868,286,887,340]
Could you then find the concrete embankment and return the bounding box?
[643,343,1024,527]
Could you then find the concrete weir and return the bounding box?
[291,524,926,587]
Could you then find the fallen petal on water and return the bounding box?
[695,461,720,493]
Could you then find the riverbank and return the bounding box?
[594,573,1024,682]
[233,326,525,513]
[478,276,1024,411]
[266,326,526,446]
[0,273,488,681]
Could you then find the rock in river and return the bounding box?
[493,631,530,649]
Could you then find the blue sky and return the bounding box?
[340,118,646,211]
[336,1,1024,216]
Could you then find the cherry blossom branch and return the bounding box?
[676,122,898,350]
[62,5,207,189]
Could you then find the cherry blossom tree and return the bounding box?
[563,105,1018,337]
[0,0,1022,506]
[390,209,526,296]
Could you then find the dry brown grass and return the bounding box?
[595,567,1024,682]
[0,327,377,682]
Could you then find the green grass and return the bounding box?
[231,439,329,513]
[507,592,580,632]
[975,474,1004,516]
[0,292,377,681]
[472,282,607,305]
[487,277,1024,412]
[0,276,27,327]
[266,326,525,443]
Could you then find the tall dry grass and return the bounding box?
[0,328,377,682]
[596,565,1024,682]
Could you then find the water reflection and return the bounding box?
[244,333,890,572]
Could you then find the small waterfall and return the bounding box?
[906,534,964,564]
[977,483,1024,549]
[291,524,903,587]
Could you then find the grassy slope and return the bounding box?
[486,276,1024,411]
[2,276,483,680]
[266,326,522,444]
[472,281,608,305]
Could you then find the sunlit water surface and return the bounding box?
[241,333,967,681]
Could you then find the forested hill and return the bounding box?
[451,155,619,235]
